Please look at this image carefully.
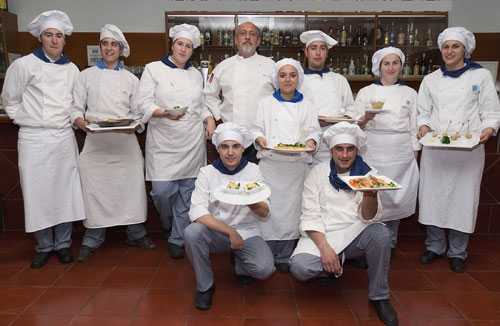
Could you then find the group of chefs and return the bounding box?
[2,9,500,326]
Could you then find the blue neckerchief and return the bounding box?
[440,58,483,78]
[329,155,372,191]
[32,47,70,64]
[304,66,330,77]
[96,59,123,71]
[374,79,406,86]
[272,89,304,103]
[212,157,248,175]
[160,53,192,70]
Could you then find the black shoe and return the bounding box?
[77,245,97,262]
[319,273,335,286]
[30,251,54,268]
[419,250,442,265]
[162,228,172,241]
[236,274,253,285]
[450,257,466,273]
[167,242,184,259]
[345,257,368,269]
[371,299,399,326]
[127,235,157,249]
[391,248,396,260]
[56,248,73,263]
[275,263,290,273]
[194,284,215,310]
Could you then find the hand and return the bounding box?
[205,116,216,140]
[479,127,495,144]
[417,125,430,139]
[306,139,317,152]
[74,117,92,133]
[256,137,268,149]
[319,245,342,277]
[228,229,244,250]
[151,108,184,120]
[166,112,185,120]
[363,190,378,199]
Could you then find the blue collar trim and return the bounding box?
[32,47,70,64]
[374,79,405,86]
[272,89,304,103]
[440,58,482,78]
[160,53,191,70]
[212,157,248,175]
[304,66,330,77]
[96,59,123,70]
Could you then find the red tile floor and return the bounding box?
[1,231,500,325]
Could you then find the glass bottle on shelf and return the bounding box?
[329,57,334,72]
[414,28,420,46]
[199,32,205,46]
[340,25,347,47]
[336,25,341,43]
[297,52,302,64]
[292,30,299,46]
[205,30,211,45]
[426,28,433,46]
[403,54,411,76]
[208,54,213,75]
[363,28,369,46]
[407,23,414,46]
[265,29,272,46]
[329,26,334,37]
[0,0,7,11]
[356,27,362,46]
[229,29,234,46]
[413,57,420,76]
[342,57,348,75]
[335,57,341,74]
[347,24,353,46]
[376,21,382,45]
[419,53,427,75]
[217,29,223,46]
[362,53,367,75]
[348,56,355,75]
[397,26,406,46]
[284,30,291,46]
[389,22,396,46]
[355,57,361,75]
[272,29,280,46]
[383,24,390,46]
[427,56,434,74]
[223,29,230,46]
[279,30,284,46]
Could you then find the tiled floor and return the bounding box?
[1,231,500,326]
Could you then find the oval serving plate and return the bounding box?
[96,119,134,127]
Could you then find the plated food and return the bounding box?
[165,105,188,115]
[370,100,385,110]
[339,175,402,191]
[95,119,134,127]
[318,115,359,123]
[419,132,479,149]
[267,142,313,153]
[274,142,306,149]
[215,181,270,205]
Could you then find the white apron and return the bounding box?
[78,132,147,228]
[258,159,309,240]
[362,131,419,221]
[291,220,367,257]
[18,127,85,232]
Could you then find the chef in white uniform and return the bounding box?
[71,24,156,261]
[185,122,275,310]
[138,24,216,259]
[298,30,356,164]
[417,27,500,273]
[203,21,275,163]
[252,58,322,273]
[1,10,85,268]
[289,122,398,326]
[355,47,420,259]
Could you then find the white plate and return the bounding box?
[339,174,402,191]
[266,146,313,153]
[318,117,360,123]
[419,132,479,149]
[87,122,138,132]
[213,183,271,205]
[165,106,188,115]
[365,109,389,114]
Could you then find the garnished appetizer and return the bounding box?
[226,182,240,190]
[274,142,306,149]
[349,175,398,189]
[245,182,260,191]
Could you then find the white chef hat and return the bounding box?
[169,23,201,49]
[272,58,304,89]
[371,46,405,77]
[437,27,475,59]
[212,122,253,149]
[27,10,73,37]
[300,30,338,49]
[323,122,367,153]
[100,24,130,58]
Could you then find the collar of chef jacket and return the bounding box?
[273,89,304,103]
[160,53,192,70]
[329,156,372,191]
[96,58,123,71]
[32,46,70,64]
[304,66,331,77]
[440,58,483,78]
[212,157,249,175]
[374,79,406,86]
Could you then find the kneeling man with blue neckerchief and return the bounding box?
[290,121,398,326]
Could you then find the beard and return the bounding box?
[237,41,257,55]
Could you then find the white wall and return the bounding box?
[8,0,500,33]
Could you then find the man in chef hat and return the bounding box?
[1,10,85,268]
[71,24,156,262]
[289,122,398,326]
[298,30,356,165]
[185,122,275,310]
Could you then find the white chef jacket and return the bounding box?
[138,60,212,181]
[355,83,421,151]
[71,65,147,228]
[202,52,275,130]
[292,161,382,257]
[189,163,269,240]
[417,67,500,233]
[252,95,322,164]
[2,53,79,128]
[1,52,85,232]
[300,71,356,163]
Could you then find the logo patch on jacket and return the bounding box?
[209,73,214,83]
[406,100,411,106]
[472,85,479,92]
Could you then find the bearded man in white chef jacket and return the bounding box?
[203,22,275,163]
[1,10,85,268]
[185,122,275,310]
[71,24,156,262]
[290,122,399,326]
[298,30,356,165]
